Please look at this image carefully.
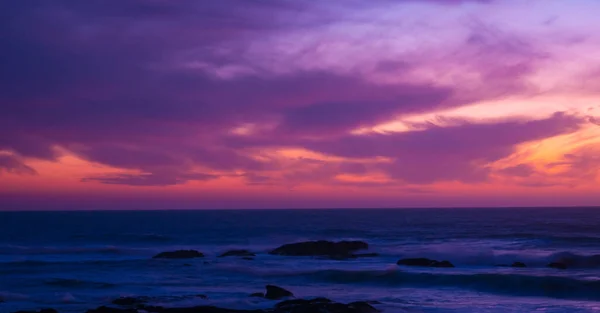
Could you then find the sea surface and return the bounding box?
[2,208,600,313]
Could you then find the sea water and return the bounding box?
[1,208,600,312]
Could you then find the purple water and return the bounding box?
[1,208,600,312]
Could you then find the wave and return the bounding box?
[0,244,152,256]
[374,245,600,269]
[69,233,174,243]
[44,278,116,289]
[0,258,146,268]
[291,268,600,301]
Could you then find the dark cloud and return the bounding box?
[248,113,582,184]
[82,172,218,187]
[0,0,573,188]
[0,155,37,175]
[498,164,536,178]
[278,84,452,135]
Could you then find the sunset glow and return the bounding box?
[1,0,599,209]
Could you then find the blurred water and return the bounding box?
[1,208,600,312]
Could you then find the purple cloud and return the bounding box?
[0,155,37,175]
[82,172,218,187]
[498,164,536,178]
[0,0,581,188]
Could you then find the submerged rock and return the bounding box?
[88,299,378,313]
[511,262,527,268]
[348,301,380,313]
[12,310,59,313]
[265,285,294,300]
[275,298,378,313]
[548,262,567,269]
[275,297,332,309]
[397,258,455,268]
[249,292,264,297]
[353,253,380,258]
[112,296,148,306]
[219,249,256,258]
[152,250,204,259]
[269,240,369,257]
[86,307,137,313]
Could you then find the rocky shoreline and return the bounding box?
[9,239,578,313]
[13,286,379,313]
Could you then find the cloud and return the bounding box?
[547,148,600,181]
[498,164,536,178]
[0,0,589,190]
[0,155,37,175]
[82,172,218,186]
[291,113,583,184]
[277,84,453,135]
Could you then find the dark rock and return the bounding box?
[325,252,380,260]
[13,310,59,313]
[249,292,264,298]
[269,240,368,257]
[353,253,380,258]
[274,298,379,313]
[264,285,294,300]
[397,258,455,268]
[79,298,381,313]
[548,262,567,269]
[436,260,455,268]
[112,296,148,306]
[219,250,256,258]
[511,262,527,268]
[86,306,137,313]
[242,257,254,261]
[397,257,436,266]
[275,298,332,309]
[197,294,208,299]
[153,250,204,259]
[348,301,380,313]
[183,263,192,267]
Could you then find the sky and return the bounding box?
[1,0,599,210]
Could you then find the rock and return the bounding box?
[436,260,455,268]
[249,292,264,297]
[86,306,137,313]
[80,298,381,313]
[242,257,254,261]
[397,258,455,268]
[12,310,59,313]
[275,298,332,309]
[197,294,208,299]
[348,301,380,313]
[269,240,368,257]
[137,305,165,312]
[275,298,379,313]
[112,296,148,306]
[219,250,256,258]
[548,262,567,269]
[264,285,294,300]
[325,252,381,260]
[511,262,527,268]
[152,250,204,259]
[353,253,380,258]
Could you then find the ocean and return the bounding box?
[1,208,600,313]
